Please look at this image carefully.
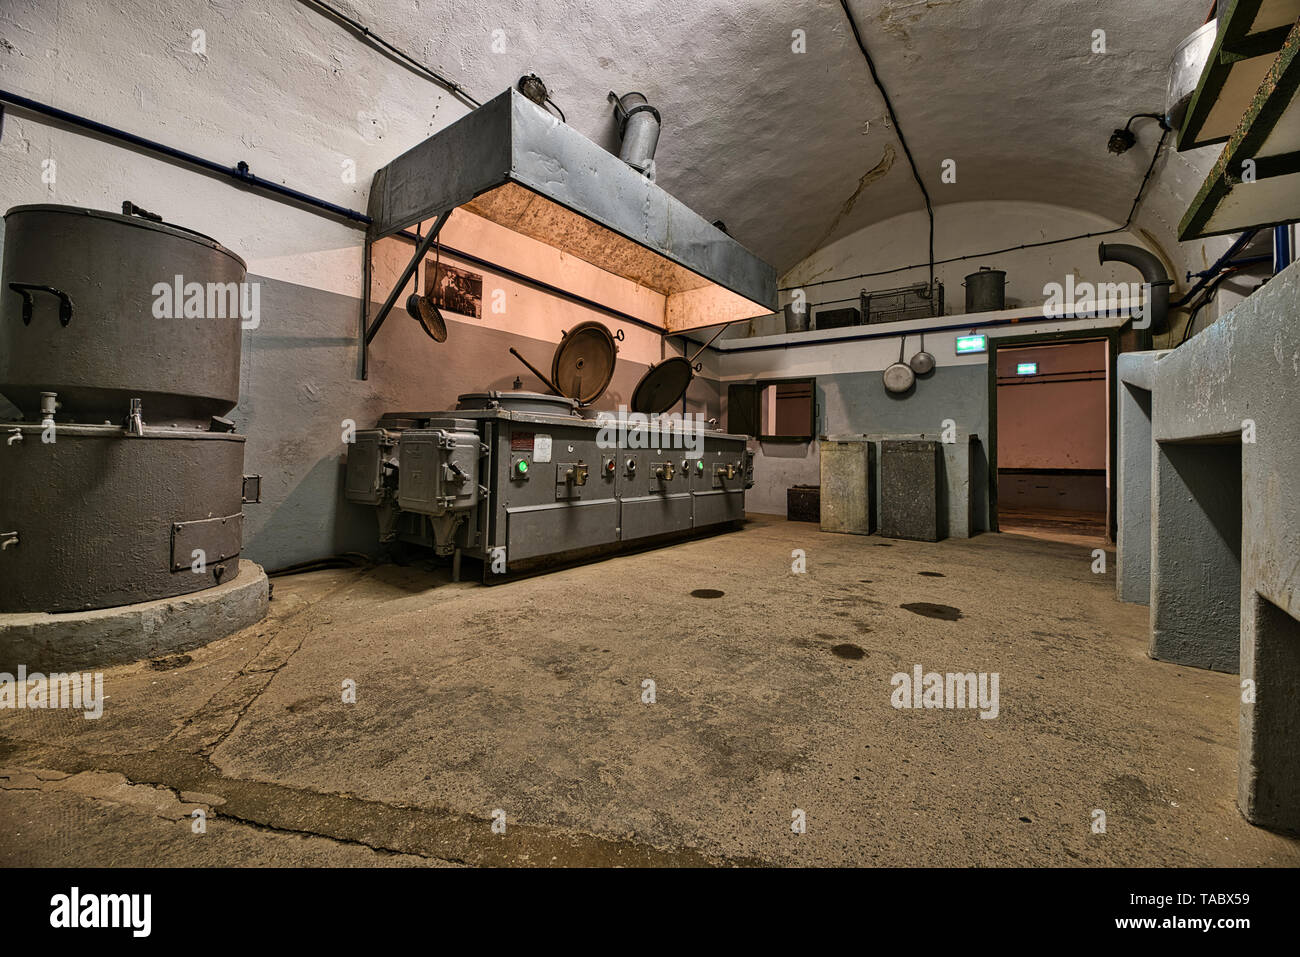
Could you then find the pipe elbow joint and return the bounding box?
[1099,242,1171,334]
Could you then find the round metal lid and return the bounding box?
[456,391,578,415]
[631,356,693,414]
[4,203,246,269]
[551,321,617,405]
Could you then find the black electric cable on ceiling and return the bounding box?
[297,0,481,109]
[839,0,935,302]
[781,126,1170,294]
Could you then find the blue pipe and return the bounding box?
[0,88,372,227]
[1275,225,1293,274]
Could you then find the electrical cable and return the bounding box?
[1177,263,1255,345]
[839,0,935,304]
[781,120,1170,296]
[297,0,481,109]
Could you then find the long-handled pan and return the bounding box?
[909,330,935,375]
[883,335,915,394]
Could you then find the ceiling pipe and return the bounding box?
[1098,242,1171,334]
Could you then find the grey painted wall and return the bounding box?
[1149,441,1242,673]
[1115,349,1169,605]
[234,275,720,571]
[741,365,990,533]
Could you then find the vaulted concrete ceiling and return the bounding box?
[346,0,1210,273]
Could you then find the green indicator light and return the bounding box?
[696,460,704,472]
[516,459,529,475]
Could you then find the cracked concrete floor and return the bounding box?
[3,514,1298,867]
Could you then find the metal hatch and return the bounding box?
[365,89,777,336]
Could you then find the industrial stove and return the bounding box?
[348,88,775,579]
[346,392,753,580]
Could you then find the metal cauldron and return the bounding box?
[1,204,247,426]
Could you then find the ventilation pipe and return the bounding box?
[1099,242,1171,334]
[608,91,661,180]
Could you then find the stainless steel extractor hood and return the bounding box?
[366,89,776,334]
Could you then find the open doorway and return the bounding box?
[993,339,1110,546]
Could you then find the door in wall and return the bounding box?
[995,340,1109,545]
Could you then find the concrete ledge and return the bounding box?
[1117,349,1169,390]
[0,560,269,672]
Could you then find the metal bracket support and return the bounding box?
[361,208,452,378]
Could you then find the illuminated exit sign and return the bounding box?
[1016,362,1039,375]
[955,334,987,354]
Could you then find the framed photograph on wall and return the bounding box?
[424,259,483,319]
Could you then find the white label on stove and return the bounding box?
[534,434,552,463]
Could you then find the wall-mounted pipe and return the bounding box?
[1275,224,1293,274]
[687,311,1115,355]
[0,89,371,227]
[1098,242,1171,334]
[1175,228,1259,305]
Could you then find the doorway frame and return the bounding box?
[986,326,1122,539]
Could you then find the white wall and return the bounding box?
[766,197,1247,348]
[0,0,711,569]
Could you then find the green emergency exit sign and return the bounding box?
[955,334,987,354]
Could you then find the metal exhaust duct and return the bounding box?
[366,89,775,334]
[1098,242,1171,334]
[608,90,661,179]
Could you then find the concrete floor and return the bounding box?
[3,515,1297,867]
[997,506,1109,547]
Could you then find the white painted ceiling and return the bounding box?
[343,0,1211,273]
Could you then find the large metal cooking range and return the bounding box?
[0,203,257,613]
[348,88,772,578]
[345,387,752,581]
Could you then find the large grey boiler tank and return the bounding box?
[0,424,246,612]
[0,204,246,426]
[1,203,254,613]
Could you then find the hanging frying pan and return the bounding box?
[883,335,915,394]
[909,330,935,375]
[405,293,448,342]
[630,323,732,414]
[509,321,621,406]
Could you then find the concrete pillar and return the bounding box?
[1239,590,1300,831]
[1116,351,1169,604]
[1150,261,1300,831]
[1149,441,1241,672]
